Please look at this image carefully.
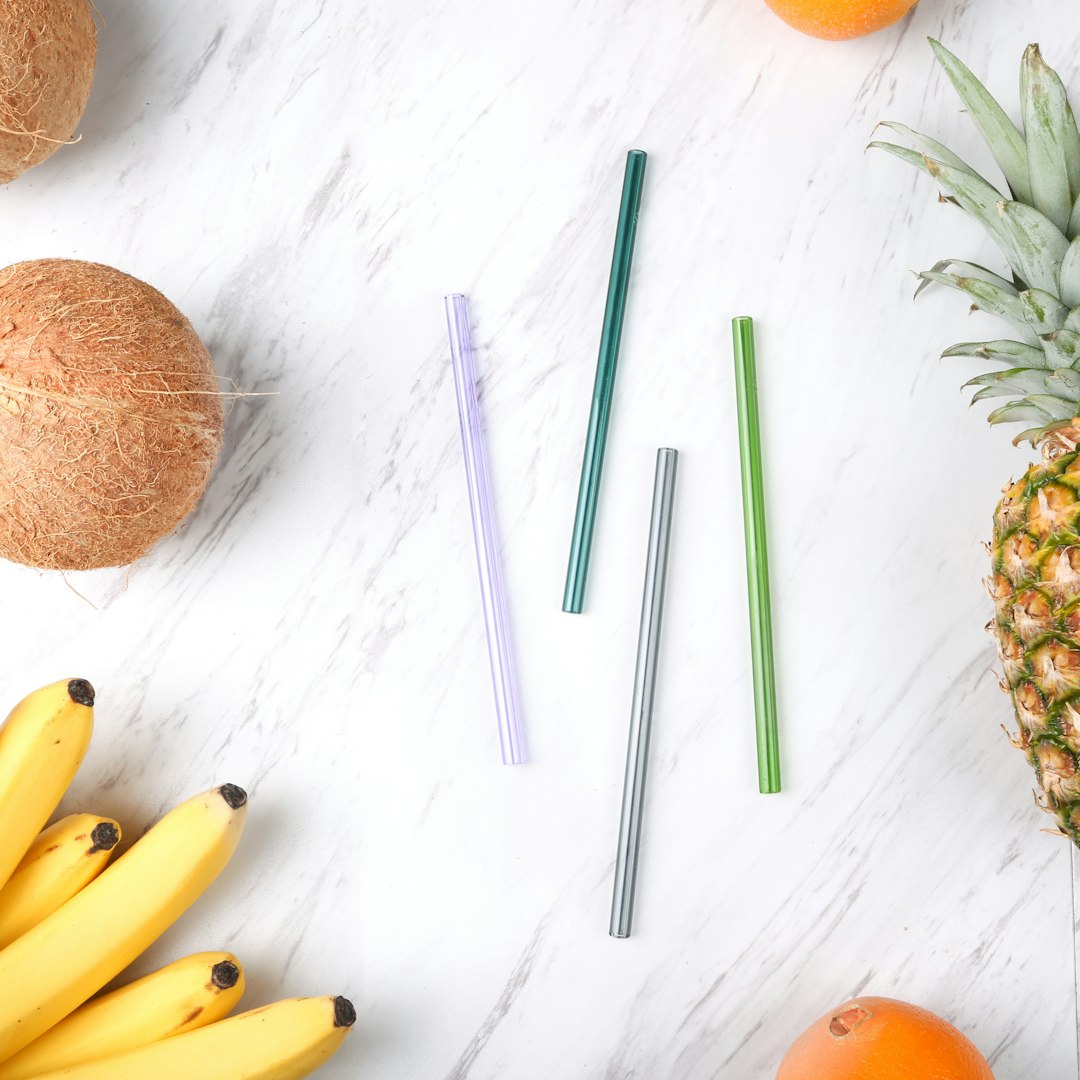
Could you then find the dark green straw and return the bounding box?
[563,149,647,614]
[732,317,781,794]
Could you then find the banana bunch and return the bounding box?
[0,678,355,1079]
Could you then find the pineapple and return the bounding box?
[875,40,1080,841]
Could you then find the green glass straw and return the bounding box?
[732,317,781,794]
[563,149,647,614]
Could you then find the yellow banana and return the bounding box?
[0,679,95,892]
[26,995,356,1080]
[0,813,119,949]
[0,783,247,1061]
[0,950,244,1080]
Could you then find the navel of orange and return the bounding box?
[775,997,995,1080]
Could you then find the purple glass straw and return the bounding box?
[445,294,526,765]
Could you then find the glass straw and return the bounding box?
[445,294,526,765]
[610,447,678,939]
[732,317,780,794]
[563,149,648,614]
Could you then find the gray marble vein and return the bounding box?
[444,920,548,1080]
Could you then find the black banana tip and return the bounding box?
[218,784,247,810]
[90,822,119,852]
[333,997,357,1028]
[211,960,241,990]
[67,680,94,707]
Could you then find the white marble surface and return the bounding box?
[0,0,1077,1077]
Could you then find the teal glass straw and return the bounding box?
[732,317,781,794]
[563,149,647,614]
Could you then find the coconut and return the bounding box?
[0,259,224,570]
[0,1,97,183]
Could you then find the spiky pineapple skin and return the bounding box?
[991,430,1080,839]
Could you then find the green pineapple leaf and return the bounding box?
[916,260,1018,299]
[923,157,1021,265]
[1013,425,1049,445]
[966,368,1061,399]
[1021,44,1076,235]
[965,367,1080,403]
[930,37,1033,204]
[870,143,1016,259]
[1061,237,1080,307]
[1035,46,1080,203]
[972,385,1028,402]
[1066,306,1080,333]
[1070,191,1080,238]
[1020,288,1070,333]
[1019,394,1077,420]
[919,270,1040,343]
[1045,328,1080,367]
[1047,366,1080,393]
[875,122,997,185]
[998,200,1070,293]
[988,400,1057,425]
[942,339,1047,366]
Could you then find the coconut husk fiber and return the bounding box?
[0,0,97,183]
[0,259,224,570]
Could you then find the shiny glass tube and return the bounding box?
[732,317,780,794]
[445,294,526,765]
[563,149,648,614]
[610,447,678,939]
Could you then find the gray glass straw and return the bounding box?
[610,447,678,939]
[445,294,526,765]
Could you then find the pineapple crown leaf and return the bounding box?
[962,366,1035,390]
[910,150,1070,291]
[987,399,1062,426]
[964,367,1080,402]
[997,200,1069,294]
[916,269,1040,344]
[879,40,1080,443]
[1060,236,1080,306]
[1020,43,1080,231]
[1045,328,1080,367]
[928,37,1032,203]
[873,121,989,179]
[942,340,1046,366]
[1014,394,1074,420]
[1020,287,1067,334]
[1013,425,1049,447]
[869,141,1004,221]
[915,259,1017,299]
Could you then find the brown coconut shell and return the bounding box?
[0,0,97,183]
[0,259,224,570]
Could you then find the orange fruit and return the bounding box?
[763,0,918,40]
[776,997,995,1080]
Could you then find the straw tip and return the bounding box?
[732,315,754,327]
